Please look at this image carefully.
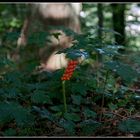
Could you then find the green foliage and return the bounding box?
[50,105,64,112]
[105,61,139,84]
[58,118,76,135]
[32,106,57,122]
[28,32,49,47]
[108,103,118,111]
[3,128,17,136]
[0,4,140,136]
[83,108,97,119]
[64,113,81,122]
[118,119,140,133]
[31,90,52,104]
[0,102,34,127]
[79,120,101,135]
[70,83,88,96]
[71,95,83,105]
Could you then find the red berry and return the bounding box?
[61,59,78,81]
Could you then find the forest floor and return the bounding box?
[0,50,140,137]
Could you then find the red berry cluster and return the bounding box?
[61,60,78,81]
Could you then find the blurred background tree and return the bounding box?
[81,3,140,51]
[0,3,140,73]
[111,4,126,46]
[1,3,140,50]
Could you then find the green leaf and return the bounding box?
[130,54,140,65]
[86,78,97,90]
[108,103,118,111]
[79,119,101,135]
[25,60,40,72]
[48,92,62,100]
[27,82,48,91]
[4,71,22,84]
[105,61,139,84]
[31,90,52,104]
[133,95,140,100]
[28,32,48,46]
[4,88,19,98]
[32,106,57,122]
[71,83,88,96]
[83,108,97,119]
[54,112,63,118]
[95,45,122,56]
[64,112,81,122]
[50,105,64,112]
[70,105,80,112]
[13,108,34,127]
[118,119,140,133]
[66,50,88,60]
[0,102,34,127]
[0,102,15,124]
[117,99,128,107]
[3,128,17,136]
[71,95,83,105]
[58,118,76,135]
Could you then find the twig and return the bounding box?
[110,112,128,119]
[99,70,109,122]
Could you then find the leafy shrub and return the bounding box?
[0,25,140,136]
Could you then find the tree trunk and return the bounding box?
[97,3,104,61]
[97,4,103,41]
[111,4,126,46]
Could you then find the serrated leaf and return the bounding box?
[83,108,97,119]
[79,119,101,135]
[86,79,97,90]
[105,61,139,84]
[71,95,83,105]
[32,106,57,122]
[0,102,34,127]
[13,108,34,127]
[64,112,81,122]
[4,88,19,98]
[58,118,76,135]
[118,119,140,133]
[71,83,88,96]
[31,90,52,104]
[27,82,48,91]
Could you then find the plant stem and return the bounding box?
[112,82,118,102]
[62,80,67,113]
[99,70,109,122]
[96,53,100,88]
